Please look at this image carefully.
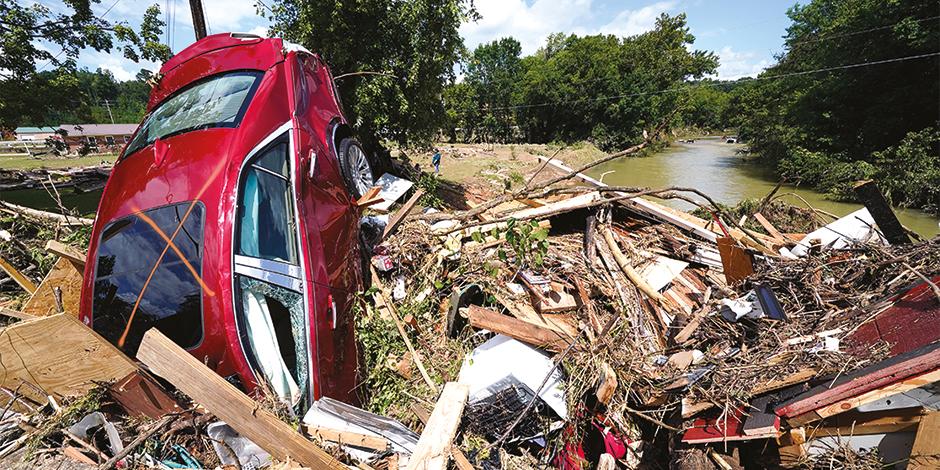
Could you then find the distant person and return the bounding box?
[431,149,442,175]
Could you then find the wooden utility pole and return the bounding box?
[189,0,207,40]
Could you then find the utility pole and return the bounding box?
[103,100,115,124]
[189,0,207,40]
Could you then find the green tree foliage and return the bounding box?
[444,14,718,150]
[268,0,477,150]
[0,1,170,129]
[734,0,939,210]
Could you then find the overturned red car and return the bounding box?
[79,33,378,413]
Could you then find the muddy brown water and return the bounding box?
[585,137,939,238]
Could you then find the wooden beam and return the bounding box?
[0,314,136,403]
[300,424,390,451]
[813,367,940,420]
[408,382,468,470]
[753,213,787,246]
[45,240,87,268]
[356,186,385,208]
[466,305,570,351]
[135,328,346,469]
[601,227,667,306]
[853,180,910,245]
[910,412,940,469]
[0,256,37,294]
[807,409,922,437]
[383,189,425,240]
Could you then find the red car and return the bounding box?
[79,33,377,413]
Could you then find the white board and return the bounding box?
[372,173,415,212]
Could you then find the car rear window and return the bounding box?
[123,71,263,157]
[92,202,205,355]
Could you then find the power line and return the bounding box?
[487,51,940,111]
[785,14,940,49]
[37,0,123,72]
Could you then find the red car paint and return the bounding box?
[79,33,363,405]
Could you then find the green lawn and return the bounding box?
[0,153,117,170]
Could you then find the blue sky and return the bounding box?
[41,0,799,81]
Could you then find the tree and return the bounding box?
[267,0,477,150]
[513,14,718,149]
[0,1,170,129]
[734,0,940,211]
[464,37,523,142]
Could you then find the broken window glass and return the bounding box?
[92,202,205,355]
[235,275,310,411]
[236,140,298,264]
[123,71,262,158]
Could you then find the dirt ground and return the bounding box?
[399,142,611,204]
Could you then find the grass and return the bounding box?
[0,153,117,170]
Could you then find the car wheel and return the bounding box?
[337,137,374,199]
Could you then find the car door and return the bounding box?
[231,128,318,413]
[289,53,361,404]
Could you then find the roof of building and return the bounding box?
[14,126,58,134]
[58,124,139,137]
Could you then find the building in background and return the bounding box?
[13,127,58,141]
[59,124,138,153]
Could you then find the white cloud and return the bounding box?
[85,50,160,82]
[714,46,771,80]
[247,25,269,37]
[597,1,676,38]
[461,0,675,56]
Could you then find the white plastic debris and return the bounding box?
[720,291,765,322]
[787,208,887,257]
[372,173,414,212]
[457,334,567,420]
[207,421,271,470]
[68,412,123,455]
[303,397,419,464]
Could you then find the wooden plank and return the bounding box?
[909,412,940,469]
[0,306,37,321]
[813,367,940,420]
[383,189,426,239]
[300,424,390,451]
[0,314,136,403]
[44,240,86,268]
[356,186,384,208]
[0,256,37,294]
[853,180,910,245]
[22,257,83,316]
[776,342,940,418]
[109,371,182,419]
[808,409,922,437]
[466,305,570,351]
[136,328,345,469]
[492,293,579,339]
[753,213,787,246]
[407,382,468,470]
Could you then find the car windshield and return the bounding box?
[123,71,262,157]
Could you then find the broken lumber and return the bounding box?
[45,240,87,268]
[407,382,469,470]
[909,412,940,469]
[300,424,390,451]
[22,256,83,316]
[601,227,667,306]
[0,306,37,321]
[0,201,93,226]
[466,305,570,351]
[0,256,37,294]
[136,328,345,469]
[753,213,787,246]
[383,188,426,239]
[356,186,384,208]
[0,314,137,403]
[372,268,437,390]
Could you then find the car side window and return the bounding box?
[233,132,310,412]
[236,140,298,264]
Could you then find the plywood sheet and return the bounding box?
[22,257,83,316]
[0,314,136,402]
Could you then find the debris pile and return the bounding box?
[0,144,938,469]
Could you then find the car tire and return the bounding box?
[337,137,374,199]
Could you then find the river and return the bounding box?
[586,137,939,238]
